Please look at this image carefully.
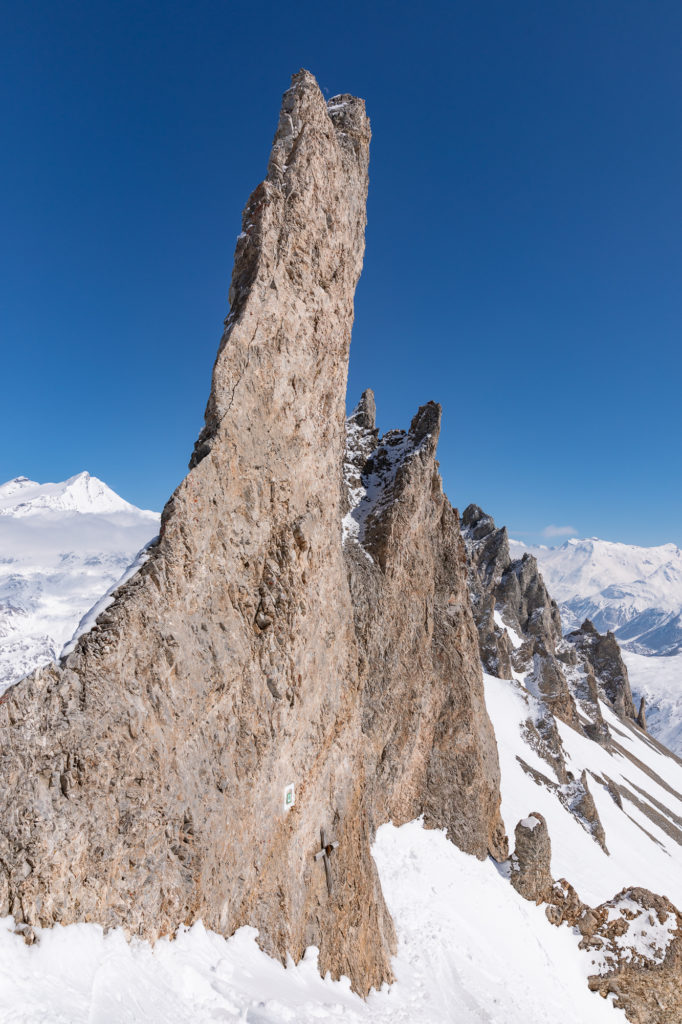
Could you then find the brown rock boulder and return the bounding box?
[510,812,553,903]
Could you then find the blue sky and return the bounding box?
[2,1,680,546]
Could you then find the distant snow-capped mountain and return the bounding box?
[0,472,159,692]
[0,473,151,518]
[510,536,682,656]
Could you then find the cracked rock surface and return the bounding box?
[0,71,506,994]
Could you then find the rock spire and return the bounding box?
[0,71,506,993]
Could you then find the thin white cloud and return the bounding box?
[542,524,578,538]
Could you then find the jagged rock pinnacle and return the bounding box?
[638,695,647,731]
[349,388,376,431]
[0,71,506,995]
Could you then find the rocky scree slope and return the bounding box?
[0,71,505,996]
[463,504,682,1022]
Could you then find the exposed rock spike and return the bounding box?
[510,812,553,903]
[461,504,580,733]
[349,388,376,431]
[525,639,582,729]
[343,397,508,862]
[0,71,507,994]
[638,696,648,732]
[566,620,637,720]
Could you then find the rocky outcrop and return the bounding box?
[460,505,513,679]
[343,395,508,861]
[461,504,577,728]
[0,71,506,994]
[585,888,682,1024]
[510,812,553,902]
[563,770,608,853]
[524,640,581,728]
[461,507,618,851]
[566,619,637,720]
[462,509,636,736]
[638,697,648,732]
[462,506,562,645]
[556,642,612,745]
[508,814,682,1024]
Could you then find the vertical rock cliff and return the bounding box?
[0,71,505,993]
[343,394,508,861]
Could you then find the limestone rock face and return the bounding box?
[343,398,508,862]
[510,812,553,903]
[566,619,637,720]
[0,71,506,993]
[461,504,576,726]
[461,505,615,851]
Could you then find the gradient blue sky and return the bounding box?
[2,1,680,545]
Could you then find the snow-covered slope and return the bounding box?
[620,648,682,755]
[509,536,682,756]
[0,819,622,1024]
[511,537,682,656]
[485,669,682,908]
[1,483,680,1020]
[0,473,159,692]
[3,659,681,1021]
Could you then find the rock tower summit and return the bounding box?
[0,71,505,993]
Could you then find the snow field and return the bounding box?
[0,819,622,1023]
[484,672,682,911]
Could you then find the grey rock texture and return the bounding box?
[461,505,576,726]
[462,505,580,789]
[638,697,648,732]
[562,770,608,853]
[461,506,615,850]
[462,507,639,739]
[565,619,637,720]
[0,71,506,994]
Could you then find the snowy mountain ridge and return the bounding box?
[4,483,682,1021]
[2,65,681,1022]
[0,473,159,691]
[0,472,158,519]
[510,535,682,655]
